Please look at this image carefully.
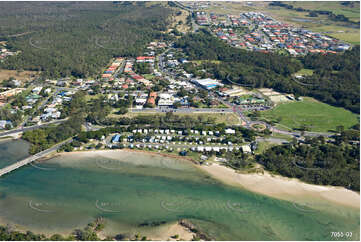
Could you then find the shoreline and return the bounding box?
[54,148,360,209]
[199,163,360,209]
[0,216,195,241]
[57,148,199,164]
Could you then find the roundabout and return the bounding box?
[250,122,267,132]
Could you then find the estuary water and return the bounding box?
[0,139,30,169]
[0,148,359,240]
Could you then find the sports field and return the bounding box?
[260,97,359,132]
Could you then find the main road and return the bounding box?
[130,107,232,114]
[0,118,67,138]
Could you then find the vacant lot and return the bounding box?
[294,68,314,76]
[309,24,360,45]
[0,69,38,82]
[260,97,359,132]
[143,74,155,80]
[191,60,221,65]
[172,9,190,33]
[176,112,240,125]
[290,1,360,22]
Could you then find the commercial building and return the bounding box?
[191,78,223,90]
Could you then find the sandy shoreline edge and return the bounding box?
[51,149,360,209]
[200,163,360,209]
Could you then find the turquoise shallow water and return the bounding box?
[0,149,359,240]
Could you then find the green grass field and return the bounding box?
[290,1,360,22]
[255,141,277,155]
[309,25,360,45]
[260,97,359,132]
[294,68,314,76]
[143,74,155,80]
[191,60,222,65]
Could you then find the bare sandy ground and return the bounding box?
[199,163,360,209]
[147,222,195,241]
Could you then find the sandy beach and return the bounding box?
[146,222,195,241]
[56,149,360,209]
[59,148,198,164]
[199,163,360,209]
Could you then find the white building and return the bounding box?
[241,144,252,154]
[225,128,236,134]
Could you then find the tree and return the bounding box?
[173,101,181,109]
[308,11,318,17]
[336,125,344,133]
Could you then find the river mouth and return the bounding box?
[0,150,359,240]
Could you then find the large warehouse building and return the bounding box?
[191,78,223,90]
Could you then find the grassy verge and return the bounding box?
[109,112,240,126]
[254,141,276,155]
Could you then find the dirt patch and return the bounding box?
[0,69,39,82]
[169,8,190,33]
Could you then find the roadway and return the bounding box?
[130,107,233,114]
[0,138,73,177]
[0,119,67,138]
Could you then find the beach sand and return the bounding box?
[57,149,360,209]
[147,222,195,241]
[199,163,360,209]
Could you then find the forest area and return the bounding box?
[256,133,360,191]
[0,1,172,78]
[175,30,360,113]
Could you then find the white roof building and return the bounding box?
[225,128,236,134]
[242,145,252,154]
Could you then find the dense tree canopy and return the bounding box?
[257,135,360,191]
[0,2,172,78]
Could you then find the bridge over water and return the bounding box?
[0,139,72,177]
